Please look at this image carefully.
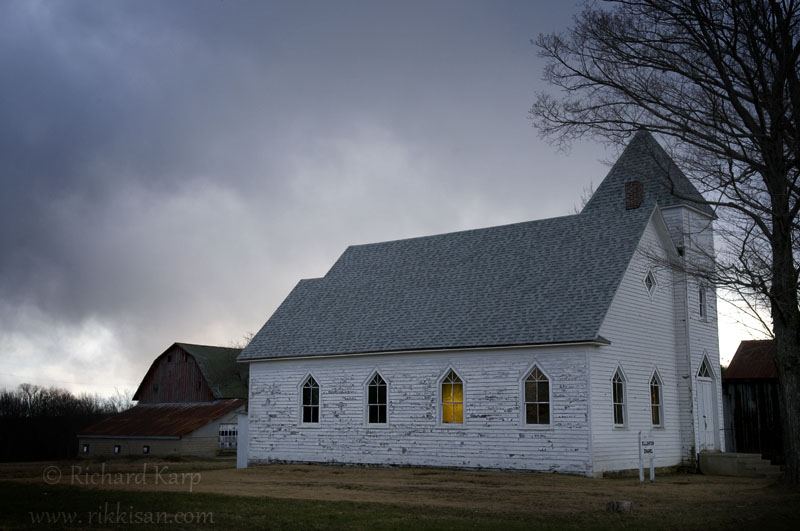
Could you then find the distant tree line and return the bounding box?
[0,384,133,461]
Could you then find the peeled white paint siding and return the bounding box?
[247,346,594,475]
[592,216,685,474]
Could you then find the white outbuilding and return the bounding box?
[238,131,723,476]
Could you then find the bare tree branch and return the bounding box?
[531,0,800,483]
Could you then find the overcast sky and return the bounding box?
[0,0,760,396]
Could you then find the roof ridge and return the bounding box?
[345,211,586,250]
[175,342,242,351]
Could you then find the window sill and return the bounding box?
[364,423,390,429]
[438,423,467,429]
[521,423,553,430]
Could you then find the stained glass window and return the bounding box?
[441,371,463,424]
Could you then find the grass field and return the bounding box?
[1,458,798,530]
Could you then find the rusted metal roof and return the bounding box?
[724,340,777,380]
[78,399,245,437]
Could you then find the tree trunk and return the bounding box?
[770,197,800,483]
[774,344,800,483]
[772,301,800,482]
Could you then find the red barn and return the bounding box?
[78,343,247,458]
[722,340,783,463]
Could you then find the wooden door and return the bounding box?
[698,378,717,451]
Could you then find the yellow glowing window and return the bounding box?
[441,371,463,424]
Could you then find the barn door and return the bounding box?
[696,357,718,451]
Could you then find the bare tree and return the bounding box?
[530,0,800,482]
[229,331,255,350]
[106,388,134,413]
[0,384,132,417]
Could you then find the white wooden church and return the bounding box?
[238,131,723,476]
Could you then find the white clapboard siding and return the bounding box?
[684,209,725,455]
[591,216,685,475]
[661,206,697,462]
[669,265,696,461]
[248,347,595,475]
[664,207,724,459]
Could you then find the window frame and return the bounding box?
[142,445,150,455]
[364,371,389,427]
[438,368,465,427]
[612,367,627,428]
[698,285,707,320]
[298,374,321,427]
[697,356,714,379]
[643,269,657,297]
[649,369,664,428]
[520,363,552,427]
[219,423,238,448]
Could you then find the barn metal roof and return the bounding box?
[176,343,248,399]
[240,131,708,361]
[724,339,778,380]
[132,343,247,401]
[78,399,245,438]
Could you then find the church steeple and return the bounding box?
[581,130,715,219]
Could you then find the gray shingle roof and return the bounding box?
[239,131,708,361]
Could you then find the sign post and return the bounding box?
[638,431,656,483]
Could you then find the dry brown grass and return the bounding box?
[2,457,797,524]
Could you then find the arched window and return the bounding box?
[524,367,550,424]
[650,372,663,426]
[612,368,626,426]
[441,370,463,424]
[367,373,387,424]
[301,376,319,423]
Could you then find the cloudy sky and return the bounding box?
[0,0,759,397]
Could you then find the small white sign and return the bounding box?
[641,436,656,457]
[639,431,656,483]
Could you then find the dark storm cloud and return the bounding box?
[0,0,613,391]
[1,0,282,314]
